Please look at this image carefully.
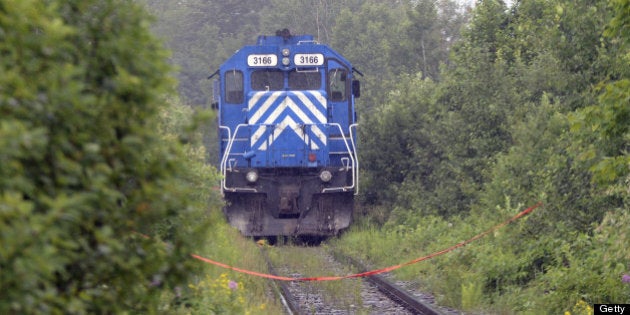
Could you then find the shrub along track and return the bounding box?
[260,243,450,315]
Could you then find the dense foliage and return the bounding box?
[15,0,623,313]
[335,0,629,313]
[0,0,220,313]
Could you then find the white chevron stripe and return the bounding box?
[248,91,328,151]
[251,125,326,151]
[248,91,264,109]
[286,98,314,124]
[310,125,326,145]
[265,116,319,150]
[294,91,326,109]
[258,136,268,151]
[251,125,267,147]
[292,92,327,123]
[248,91,282,124]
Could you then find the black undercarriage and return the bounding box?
[223,167,354,236]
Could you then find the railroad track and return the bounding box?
[260,247,302,314]
[331,250,445,315]
[260,245,448,315]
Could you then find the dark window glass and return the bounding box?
[328,69,347,101]
[251,70,284,91]
[288,70,321,90]
[225,70,243,103]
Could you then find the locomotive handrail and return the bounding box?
[323,123,356,193]
[349,123,359,195]
[219,125,232,149]
[218,125,231,196]
[295,67,319,73]
[220,124,257,193]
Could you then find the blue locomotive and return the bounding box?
[211,29,360,237]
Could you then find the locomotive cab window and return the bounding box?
[288,70,321,90]
[252,70,284,91]
[225,70,243,103]
[328,69,347,101]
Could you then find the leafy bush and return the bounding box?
[0,1,217,313]
[336,199,630,313]
[164,201,281,314]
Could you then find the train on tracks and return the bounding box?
[211,29,360,237]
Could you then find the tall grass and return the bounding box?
[159,206,283,314]
[332,203,630,314]
[157,100,282,314]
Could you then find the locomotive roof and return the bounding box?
[219,32,353,71]
[255,34,315,45]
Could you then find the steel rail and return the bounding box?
[261,245,444,315]
[260,247,302,315]
[331,250,445,315]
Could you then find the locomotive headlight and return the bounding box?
[245,170,258,183]
[282,57,290,66]
[319,170,332,183]
[281,48,290,56]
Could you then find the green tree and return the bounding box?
[330,1,408,112]
[258,0,364,43]
[569,0,629,187]
[143,0,267,106]
[400,0,468,80]
[143,0,272,164]
[359,74,440,211]
[412,0,516,216]
[0,0,214,313]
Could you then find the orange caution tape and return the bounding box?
[191,254,298,281]
[191,202,542,281]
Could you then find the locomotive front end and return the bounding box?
[214,30,359,237]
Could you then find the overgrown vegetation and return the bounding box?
[0,0,210,312]
[3,0,627,313]
[333,0,630,313]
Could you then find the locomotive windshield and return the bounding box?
[288,70,320,90]
[249,69,321,91]
[328,69,347,101]
[251,70,283,91]
[225,70,243,103]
